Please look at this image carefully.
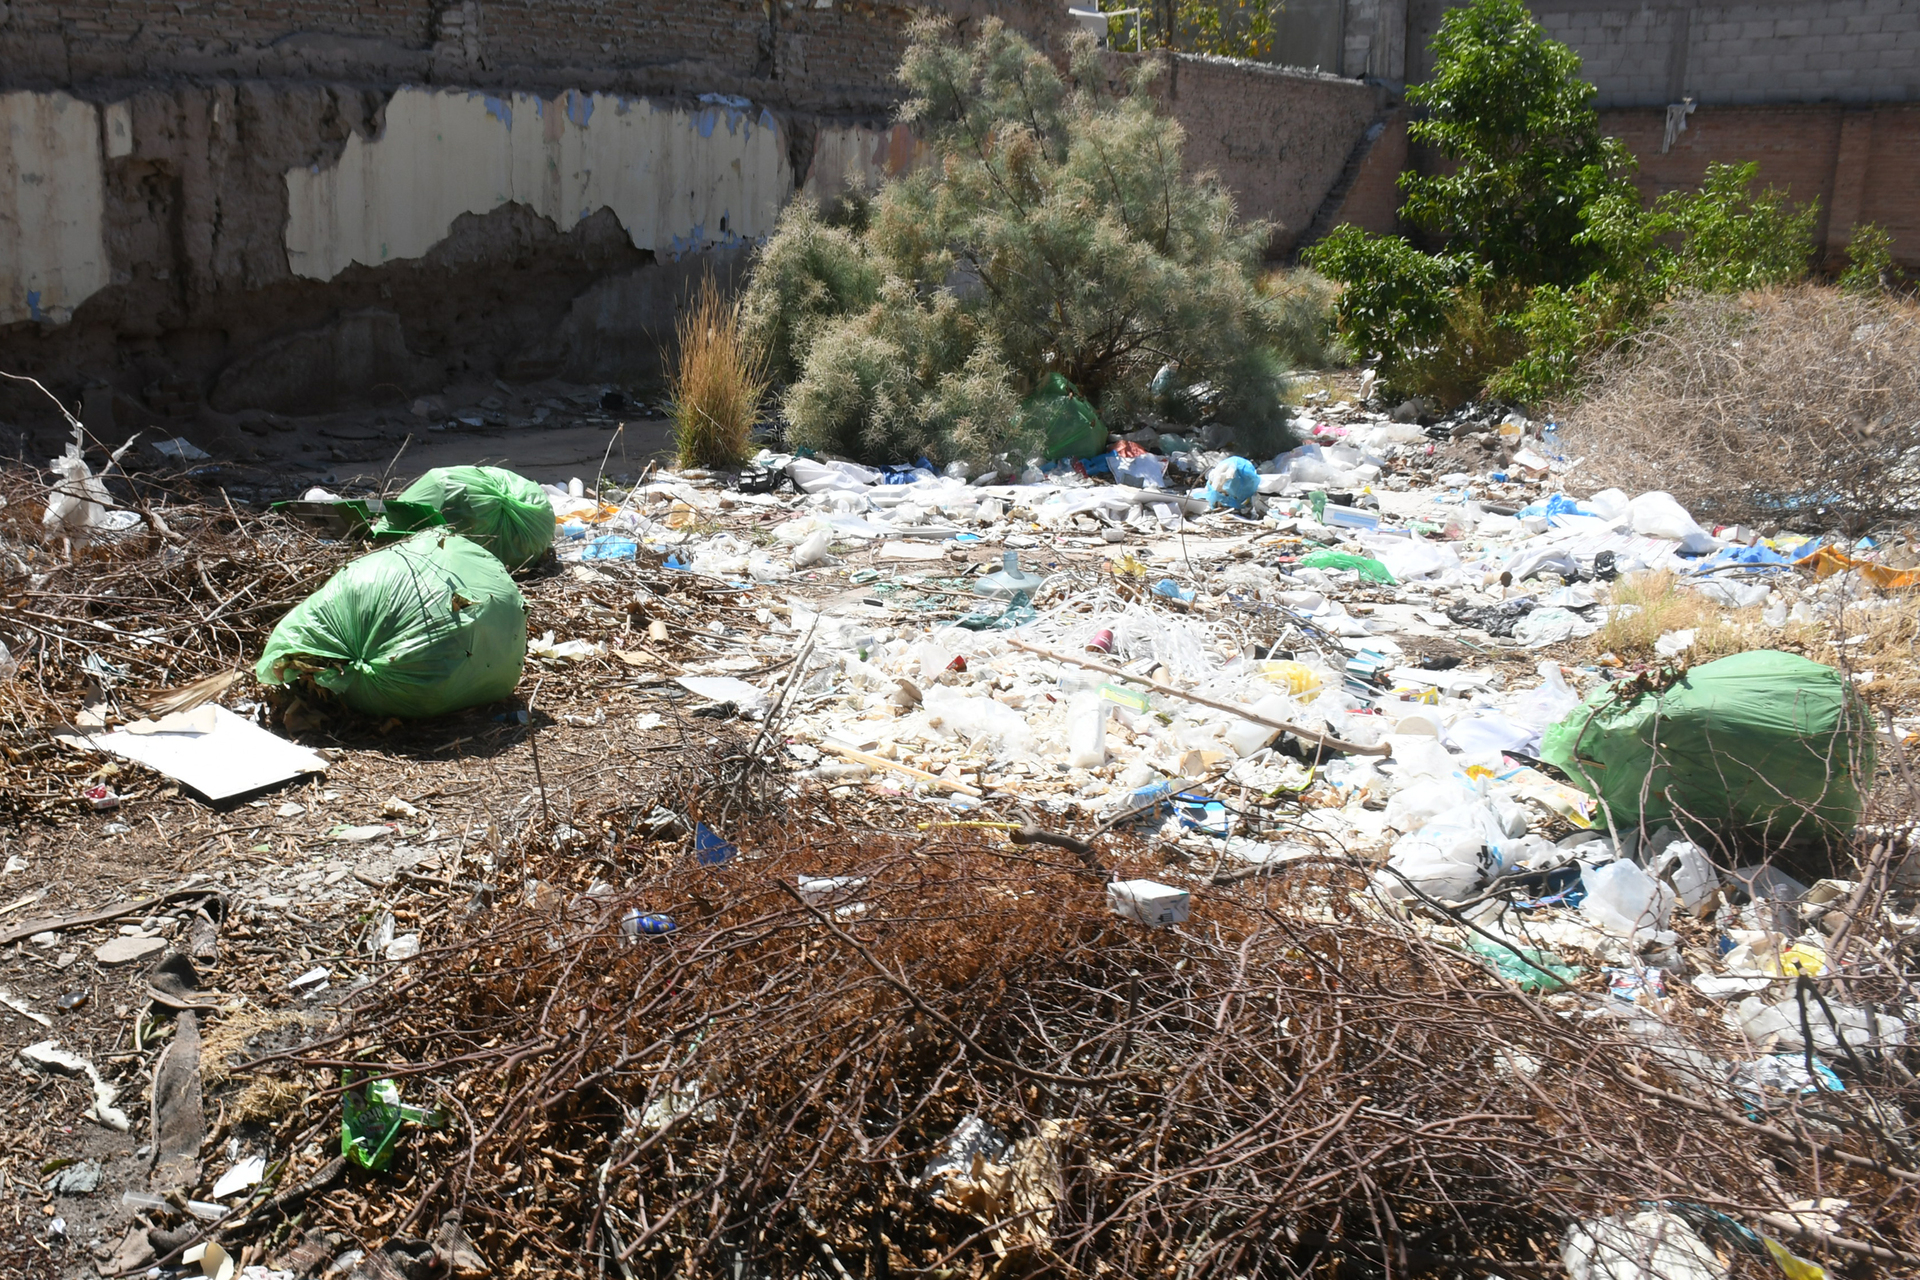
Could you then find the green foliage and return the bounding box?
[1658,162,1819,292]
[1400,0,1638,288]
[1307,0,1819,408]
[737,203,881,386]
[1304,228,1478,373]
[1126,0,1278,59]
[1838,222,1897,296]
[749,20,1297,464]
[1258,266,1347,368]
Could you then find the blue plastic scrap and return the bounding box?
[1202,456,1260,509]
[694,822,736,866]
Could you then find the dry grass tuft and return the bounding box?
[1560,285,1920,534]
[1593,570,1777,660]
[671,275,769,470]
[228,1075,310,1125]
[200,1008,312,1084]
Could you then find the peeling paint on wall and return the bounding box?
[284,87,793,281]
[0,91,108,326]
[801,122,926,203]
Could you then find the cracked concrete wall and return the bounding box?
[284,89,792,280]
[0,0,1069,428]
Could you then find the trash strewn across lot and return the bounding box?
[3,391,1919,1280]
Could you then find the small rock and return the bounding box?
[95,935,167,966]
[29,931,59,946]
[55,952,77,969]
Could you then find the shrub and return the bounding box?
[1560,286,1920,534]
[745,20,1297,465]
[1257,267,1345,368]
[671,276,769,470]
[1839,222,1898,296]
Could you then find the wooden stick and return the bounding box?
[818,743,985,797]
[1006,638,1391,757]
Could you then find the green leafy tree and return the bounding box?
[1309,0,1818,407]
[743,20,1296,464]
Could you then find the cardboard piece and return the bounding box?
[94,706,326,801]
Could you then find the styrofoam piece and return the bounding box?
[1107,879,1190,926]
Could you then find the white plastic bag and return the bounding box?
[1564,1210,1726,1280]
[1626,491,1717,554]
[1580,859,1675,939]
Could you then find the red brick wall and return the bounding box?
[1601,103,1920,268]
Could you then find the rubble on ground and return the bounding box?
[2,381,1917,1278]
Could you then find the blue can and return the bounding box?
[621,911,677,936]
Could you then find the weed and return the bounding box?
[671,276,769,471]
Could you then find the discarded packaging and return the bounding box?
[1106,879,1190,926]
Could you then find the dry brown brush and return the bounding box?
[239,772,1920,1279]
[1561,286,1920,534]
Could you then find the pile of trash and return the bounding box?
[6,384,1920,1280]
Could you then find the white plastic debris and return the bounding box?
[18,1040,131,1130]
[1580,860,1675,942]
[1564,1209,1727,1280]
[1107,879,1190,926]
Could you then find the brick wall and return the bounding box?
[0,0,1069,113]
[1602,101,1920,265]
[1138,52,1384,253]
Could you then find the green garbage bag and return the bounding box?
[1540,651,1873,843]
[1022,373,1106,461]
[393,465,554,570]
[256,532,528,719]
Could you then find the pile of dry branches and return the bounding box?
[1561,286,1920,534]
[0,466,359,819]
[224,755,1920,1279]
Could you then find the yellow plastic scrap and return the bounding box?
[1794,545,1920,591]
[1763,1236,1828,1280]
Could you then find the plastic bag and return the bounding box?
[1202,456,1259,509]
[341,1071,446,1171]
[394,465,555,570]
[1626,491,1716,555]
[1298,551,1395,584]
[1541,651,1872,843]
[1023,373,1106,461]
[1579,859,1674,939]
[256,532,528,719]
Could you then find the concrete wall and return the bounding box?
[0,0,1073,429]
[1409,2,1918,107]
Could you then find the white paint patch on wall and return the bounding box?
[286,89,792,281]
[0,91,108,326]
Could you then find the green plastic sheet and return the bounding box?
[394,465,555,570]
[1467,938,1580,993]
[341,1071,446,1171]
[256,532,528,719]
[1540,651,1872,843]
[1299,550,1396,584]
[1023,373,1106,461]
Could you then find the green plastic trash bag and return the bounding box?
[393,465,554,570]
[256,532,528,719]
[1299,550,1396,584]
[1023,373,1106,462]
[1540,651,1872,843]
